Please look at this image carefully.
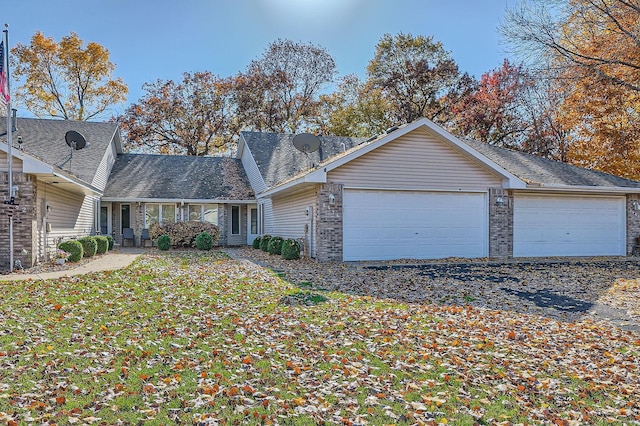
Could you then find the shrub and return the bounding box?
[58,240,83,262]
[196,232,213,250]
[259,235,272,252]
[157,234,171,251]
[149,221,220,248]
[94,236,109,254]
[267,236,284,255]
[252,236,262,249]
[281,239,301,260]
[106,235,115,250]
[78,236,98,258]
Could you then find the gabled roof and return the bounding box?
[102,154,255,202]
[0,117,120,187]
[242,118,640,196]
[461,138,640,189]
[240,131,367,188]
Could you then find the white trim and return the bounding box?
[343,185,490,194]
[513,185,640,194]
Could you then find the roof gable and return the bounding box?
[240,131,367,188]
[102,154,255,201]
[0,117,120,187]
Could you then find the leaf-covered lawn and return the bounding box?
[0,251,638,425]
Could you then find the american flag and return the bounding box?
[0,40,10,105]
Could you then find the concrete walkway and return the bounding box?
[0,248,147,281]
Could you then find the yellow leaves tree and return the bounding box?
[555,0,640,179]
[502,0,640,179]
[12,31,128,120]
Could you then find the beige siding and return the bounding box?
[91,141,117,190]
[328,128,502,191]
[38,181,97,253]
[269,187,317,256]
[241,145,267,193]
[262,198,274,234]
[0,150,23,172]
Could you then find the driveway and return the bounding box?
[226,248,640,333]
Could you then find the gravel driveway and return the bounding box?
[225,248,640,333]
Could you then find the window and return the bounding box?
[121,204,130,232]
[188,204,218,225]
[145,204,176,228]
[231,205,240,235]
[250,207,258,234]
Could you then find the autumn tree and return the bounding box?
[120,72,237,156]
[317,74,393,137]
[366,33,473,125]
[501,0,640,179]
[448,60,535,149]
[12,31,127,120]
[234,39,336,134]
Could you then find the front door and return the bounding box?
[247,206,258,245]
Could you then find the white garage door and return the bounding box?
[513,194,626,257]
[343,190,488,261]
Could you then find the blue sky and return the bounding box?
[3,0,516,118]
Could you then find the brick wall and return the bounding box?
[0,173,37,269]
[315,183,343,262]
[626,195,640,255]
[488,188,513,258]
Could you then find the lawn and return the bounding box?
[0,251,638,425]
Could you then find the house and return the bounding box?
[238,118,640,261]
[1,118,121,267]
[3,116,640,269]
[101,154,255,247]
[0,118,255,268]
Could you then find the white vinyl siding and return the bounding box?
[269,187,317,256]
[328,129,502,191]
[91,141,117,190]
[240,143,267,193]
[37,180,97,258]
[343,189,488,261]
[0,150,23,173]
[513,194,626,257]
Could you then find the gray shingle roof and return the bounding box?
[103,154,255,200]
[461,138,640,188]
[241,132,367,188]
[0,117,119,187]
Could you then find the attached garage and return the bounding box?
[513,194,626,257]
[343,189,488,261]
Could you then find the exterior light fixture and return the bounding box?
[495,196,506,207]
[328,193,336,206]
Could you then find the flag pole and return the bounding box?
[3,24,13,272]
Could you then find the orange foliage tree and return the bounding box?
[502,0,640,179]
[12,31,128,120]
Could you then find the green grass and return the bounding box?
[0,250,638,425]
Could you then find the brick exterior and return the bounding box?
[0,173,37,269]
[626,194,640,255]
[315,183,343,262]
[488,188,513,258]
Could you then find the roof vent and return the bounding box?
[385,126,399,134]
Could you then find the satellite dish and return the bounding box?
[292,133,321,154]
[65,130,88,150]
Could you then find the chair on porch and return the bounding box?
[123,228,135,247]
[141,228,151,247]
